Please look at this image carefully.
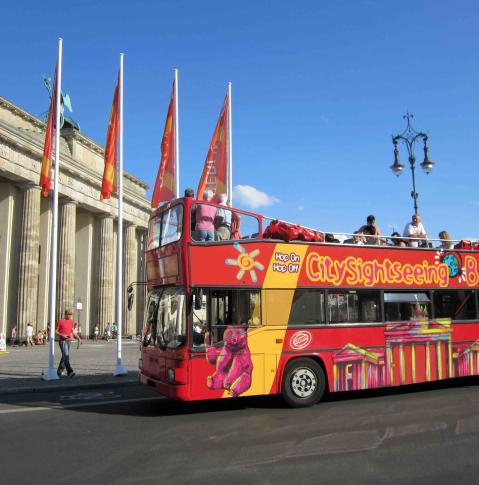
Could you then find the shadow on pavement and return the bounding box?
[51,375,479,418]
[1,374,477,418]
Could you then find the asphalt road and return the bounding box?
[1,379,479,485]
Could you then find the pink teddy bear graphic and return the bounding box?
[205,326,253,397]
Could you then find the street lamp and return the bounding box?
[390,113,435,215]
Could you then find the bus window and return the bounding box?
[148,216,161,250]
[143,291,160,346]
[161,205,183,246]
[328,290,380,324]
[157,287,186,348]
[433,290,477,321]
[289,289,325,325]
[384,292,430,321]
[192,289,261,347]
[144,288,186,349]
[234,212,260,240]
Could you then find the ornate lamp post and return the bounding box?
[390,113,435,215]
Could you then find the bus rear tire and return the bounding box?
[281,358,326,408]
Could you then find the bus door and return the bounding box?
[189,288,265,400]
[141,287,187,386]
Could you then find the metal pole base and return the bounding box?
[114,361,128,376]
[42,367,60,381]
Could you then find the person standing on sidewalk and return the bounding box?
[10,326,17,346]
[56,309,82,378]
[26,323,34,347]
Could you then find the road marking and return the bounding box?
[0,395,166,415]
[60,391,121,401]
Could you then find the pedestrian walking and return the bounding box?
[93,324,99,342]
[10,326,17,346]
[56,309,82,378]
[26,323,34,347]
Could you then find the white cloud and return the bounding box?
[233,184,280,210]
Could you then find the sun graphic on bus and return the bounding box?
[225,243,265,283]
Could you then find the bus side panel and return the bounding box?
[276,321,479,394]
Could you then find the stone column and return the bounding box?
[0,183,15,337]
[57,200,77,317]
[17,183,41,336]
[98,215,114,332]
[124,224,137,336]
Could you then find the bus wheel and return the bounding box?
[281,358,326,408]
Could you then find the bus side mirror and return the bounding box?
[127,285,134,311]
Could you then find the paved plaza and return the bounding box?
[0,339,139,394]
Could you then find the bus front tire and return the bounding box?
[281,358,326,408]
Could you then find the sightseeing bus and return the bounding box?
[138,196,479,407]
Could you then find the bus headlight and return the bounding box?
[168,368,175,383]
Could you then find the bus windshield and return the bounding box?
[144,287,186,349]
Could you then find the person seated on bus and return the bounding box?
[354,214,382,245]
[354,223,380,245]
[194,190,216,241]
[215,193,232,241]
[325,233,340,243]
[437,230,454,250]
[388,232,406,247]
[403,214,427,247]
[184,188,195,198]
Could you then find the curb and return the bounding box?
[0,378,139,396]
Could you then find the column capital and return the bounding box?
[60,197,78,206]
[18,182,41,192]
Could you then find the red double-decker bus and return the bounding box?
[138,197,479,407]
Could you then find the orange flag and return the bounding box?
[197,95,228,202]
[151,81,176,207]
[100,74,120,201]
[39,66,58,197]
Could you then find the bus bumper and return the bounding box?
[139,372,190,400]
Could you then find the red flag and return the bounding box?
[39,66,58,197]
[197,95,228,202]
[100,73,120,201]
[151,81,176,207]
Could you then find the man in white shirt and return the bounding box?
[403,214,427,247]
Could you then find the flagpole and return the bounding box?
[115,53,127,376]
[43,37,62,381]
[174,68,180,198]
[227,82,233,205]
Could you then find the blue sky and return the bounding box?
[2,0,479,241]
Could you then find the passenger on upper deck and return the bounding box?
[403,214,427,247]
[389,231,406,247]
[438,230,454,250]
[215,193,232,241]
[195,190,216,241]
[354,214,382,245]
[184,188,195,198]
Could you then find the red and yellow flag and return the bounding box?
[197,95,228,202]
[151,81,176,208]
[100,74,120,201]
[39,66,58,197]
